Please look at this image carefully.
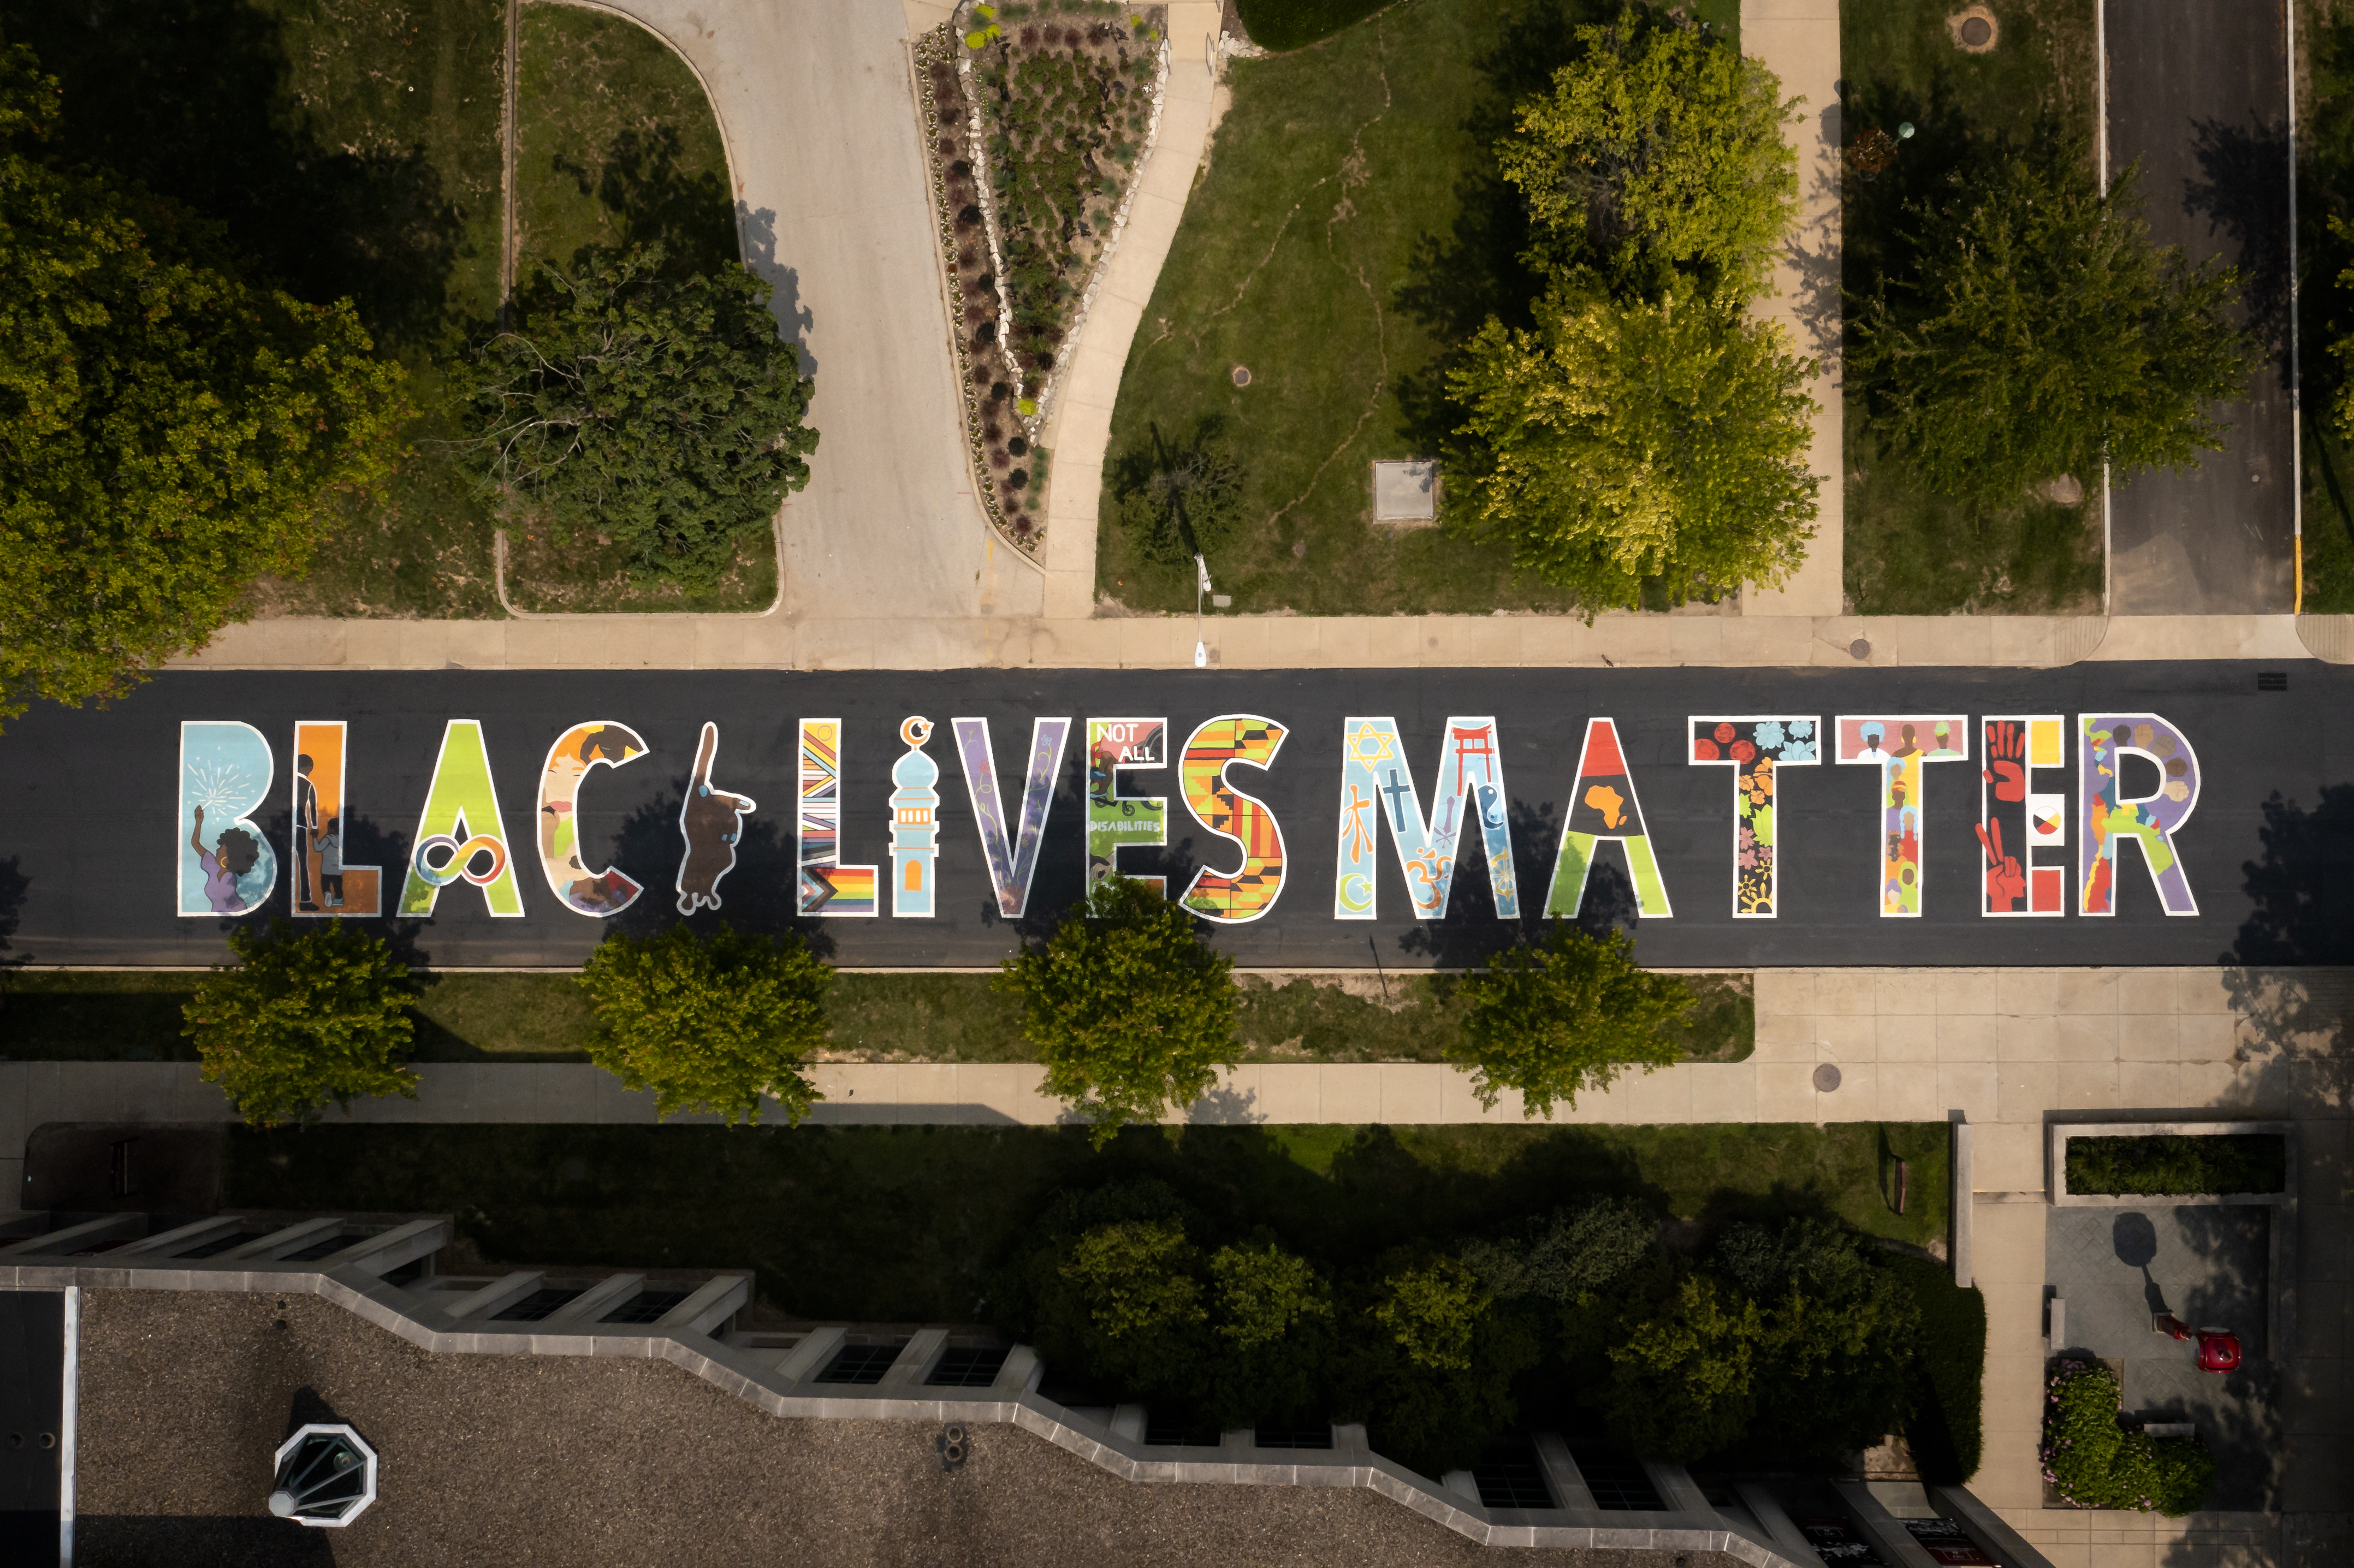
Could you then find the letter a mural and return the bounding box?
[2080,713,2201,916]
[798,719,878,917]
[1545,717,1671,919]
[954,716,1071,919]
[1980,715,2067,916]
[1835,715,1966,917]
[1179,715,1288,922]
[1334,717,1519,920]
[291,720,382,917]
[536,721,646,917]
[1689,717,1818,917]
[399,720,525,918]
[179,721,278,917]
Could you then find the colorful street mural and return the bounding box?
[677,721,757,916]
[398,720,525,918]
[536,721,647,917]
[1689,717,1818,918]
[2081,713,2202,916]
[1835,715,1967,918]
[1545,717,1672,919]
[1333,716,1520,920]
[1179,714,1288,923]
[1979,715,2068,916]
[888,716,942,918]
[798,719,879,917]
[954,716,1071,919]
[290,720,382,918]
[1087,717,1168,900]
[179,721,278,917]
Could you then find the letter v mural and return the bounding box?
[1545,718,1671,919]
[954,716,1071,918]
[1335,717,1519,920]
[399,720,526,918]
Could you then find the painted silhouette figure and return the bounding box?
[190,806,262,914]
[676,722,757,914]
[293,754,321,911]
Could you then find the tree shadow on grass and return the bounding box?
[550,125,740,280]
[4,0,468,353]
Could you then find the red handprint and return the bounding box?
[1983,720,2027,801]
[1976,817,2024,911]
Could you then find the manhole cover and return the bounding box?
[1961,16,1990,45]
[1813,1064,1843,1092]
[1849,638,1872,661]
[1231,365,1252,387]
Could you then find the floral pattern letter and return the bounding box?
[537,722,647,917]
[953,716,1071,919]
[179,721,278,917]
[2080,713,2201,917]
[399,720,525,918]
[1179,715,1289,923]
[1689,717,1818,918]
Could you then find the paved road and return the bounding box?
[2105,0,2297,613]
[4,664,2346,969]
[597,0,1041,621]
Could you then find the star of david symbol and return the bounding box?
[1347,721,1396,766]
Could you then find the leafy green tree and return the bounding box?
[1715,1219,1922,1459]
[1046,1214,1214,1402]
[999,875,1235,1145]
[1850,144,2254,507]
[1340,1251,1540,1477]
[1443,282,1818,609]
[1597,1272,1764,1462]
[183,922,419,1128]
[1108,417,1247,564]
[466,242,817,588]
[0,44,407,728]
[576,922,828,1125]
[1462,1197,1660,1305]
[1498,15,1799,295]
[1213,1237,1333,1350]
[1372,1256,1491,1371]
[1202,1234,1336,1426]
[1449,920,1692,1117]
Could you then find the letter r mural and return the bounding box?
[2080,713,2201,916]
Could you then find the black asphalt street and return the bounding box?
[2,664,2346,970]
[2105,0,2297,613]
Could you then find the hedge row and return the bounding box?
[1886,1253,1985,1482]
[2067,1134,2286,1197]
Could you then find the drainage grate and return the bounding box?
[1570,1452,1662,1511]
[926,1345,1011,1387]
[2257,671,2288,691]
[491,1287,583,1323]
[1252,1422,1333,1450]
[599,1288,691,1325]
[1472,1453,1553,1511]
[814,1340,909,1385]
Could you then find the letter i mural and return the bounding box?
[399,720,525,917]
[1979,715,2067,916]
[179,721,278,917]
[798,719,878,916]
[1689,717,1818,917]
[1545,717,1671,919]
[1835,715,1966,917]
[888,717,942,917]
[291,721,383,917]
[2080,713,2201,916]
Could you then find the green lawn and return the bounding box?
[1,968,1750,1065]
[1840,0,2102,614]
[222,1119,1946,1321]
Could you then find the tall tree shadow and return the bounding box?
[550,125,739,279]
[5,0,469,353]
[2185,115,2293,377]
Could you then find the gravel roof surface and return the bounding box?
[75,1288,1743,1568]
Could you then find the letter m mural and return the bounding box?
[1333,717,1519,920]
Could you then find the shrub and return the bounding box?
[1720,1220,1922,1462]
[183,922,418,1127]
[999,875,1235,1145]
[2042,1362,2216,1516]
[1448,920,1692,1117]
[1462,1197,1660,1304]
[1887,1254,1987,1482]
[1106,418,1247,565]
[1204,1234,1336,1426]
[2067,1133,2286,1197]
[1596,1272,1764,1462]
[1341,1251,1540,1478]
[576,922,828,1125]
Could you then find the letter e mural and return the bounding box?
[1545,717,1671,919]
[1179,715,1288,922]
[1980,715,2067,916]
[2080,714,2201,916]
[179,721,278,917]
[1689,717,1818,917]
[1086,717,1169,900]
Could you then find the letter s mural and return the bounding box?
[1179,714,1288,923]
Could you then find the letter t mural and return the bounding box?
[1835,715,1967,917]
[1689,717,1818,917]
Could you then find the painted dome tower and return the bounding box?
[888,716,941,918]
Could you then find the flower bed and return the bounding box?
[2040,1361,2215,1516]
[2065,1133,2287,1198]
[913,2,1167,551]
